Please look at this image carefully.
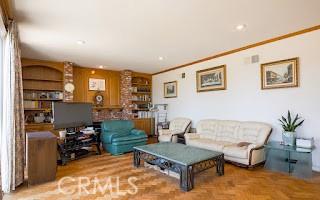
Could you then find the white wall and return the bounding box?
[152,30,320,170]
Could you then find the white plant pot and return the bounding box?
[282,131,296,146]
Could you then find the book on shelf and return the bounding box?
[137,111,152,118]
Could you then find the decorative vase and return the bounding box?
[282,131,296,146]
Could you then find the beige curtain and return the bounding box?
[12,21,25,189]
[0,21,25,193]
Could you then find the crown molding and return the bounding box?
[153,25,320,76]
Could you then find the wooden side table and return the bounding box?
[26,131,57,185]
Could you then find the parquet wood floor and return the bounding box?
[4,150,320,200]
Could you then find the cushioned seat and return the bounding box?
[223,144,248,159]
[112,134,147,142]
[185,119,272,168]
[101,120,147,155]
[187,138,232,152]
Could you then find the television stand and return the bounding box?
[57,130,101,165]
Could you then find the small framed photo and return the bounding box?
[89,78,106,91]
[196,65,226,92]
[164,81,177,98]
[261,57,299,90]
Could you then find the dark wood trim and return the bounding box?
[153,25,320,76]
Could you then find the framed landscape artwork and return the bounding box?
[261,57,299,90]
[164,81,177,98]
[196,65,226,92]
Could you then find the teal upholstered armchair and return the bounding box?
[100,120,147,155]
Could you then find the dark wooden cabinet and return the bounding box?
[26,131,57,185]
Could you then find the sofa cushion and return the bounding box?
[112,134,147,143]
[215,120,240,143]
[101,120,134,135]
[196,119,219,140]
[187,138,232,152]
[238,122,272,146]
[223,144,248,159]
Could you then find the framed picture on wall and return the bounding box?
[261,57,299,90]
[164,81,177,98]
[89,78,106,91]
[196,65,226,92]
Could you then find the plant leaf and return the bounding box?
[292,114,298,125]
[288,110,292,126]
[281,116,288,125]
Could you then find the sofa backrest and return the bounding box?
[196,119,271,145]
[169,118,192,133]
[101,120,134,135]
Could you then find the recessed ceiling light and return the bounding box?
[76,40,86,45]
[158,56,164,61]
[236,24,247,31]
[98,65,104,69]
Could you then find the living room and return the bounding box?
[0,0,320,199]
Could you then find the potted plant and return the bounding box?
[279,111,304,146]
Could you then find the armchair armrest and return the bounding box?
[131,129,146,136]
[158,129,183,136]
[158,129,171,136]
[100,131,124,144]
[184,133,200,140]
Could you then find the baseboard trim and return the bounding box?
[312,165,320,172]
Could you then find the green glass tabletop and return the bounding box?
[134,142,222,166]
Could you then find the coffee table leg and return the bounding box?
[216,155,224,176]
[133,150,141,167]
[180,165,194,191]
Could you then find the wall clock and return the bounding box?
[64,83,75,92]
[94,91,104,106]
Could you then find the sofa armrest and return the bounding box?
[131,129,146,136]
[100,131,124,144]
[248,145,266,166]
[184,133,200,140]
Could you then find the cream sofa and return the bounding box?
[158,118,191,143]
[185,119,272,168]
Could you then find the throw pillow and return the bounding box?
[237,142,252,147]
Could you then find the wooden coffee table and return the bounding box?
[133,142,224,191]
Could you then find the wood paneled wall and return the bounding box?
[73,67,120,106]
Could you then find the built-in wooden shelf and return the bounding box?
[23,78,63,82]
[23,88,63,92]
[132,101,151,104]
[132,108,149,111]
[24,108,52,111]
[93,105,123,111]
[22,59,64,132]
[132,92,151,94]
[132,83,151,86]
[24,98,63,101]
[26,123,53,125]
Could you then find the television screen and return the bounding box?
[53,102,93,129]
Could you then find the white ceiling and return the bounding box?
[13,0,320,73]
